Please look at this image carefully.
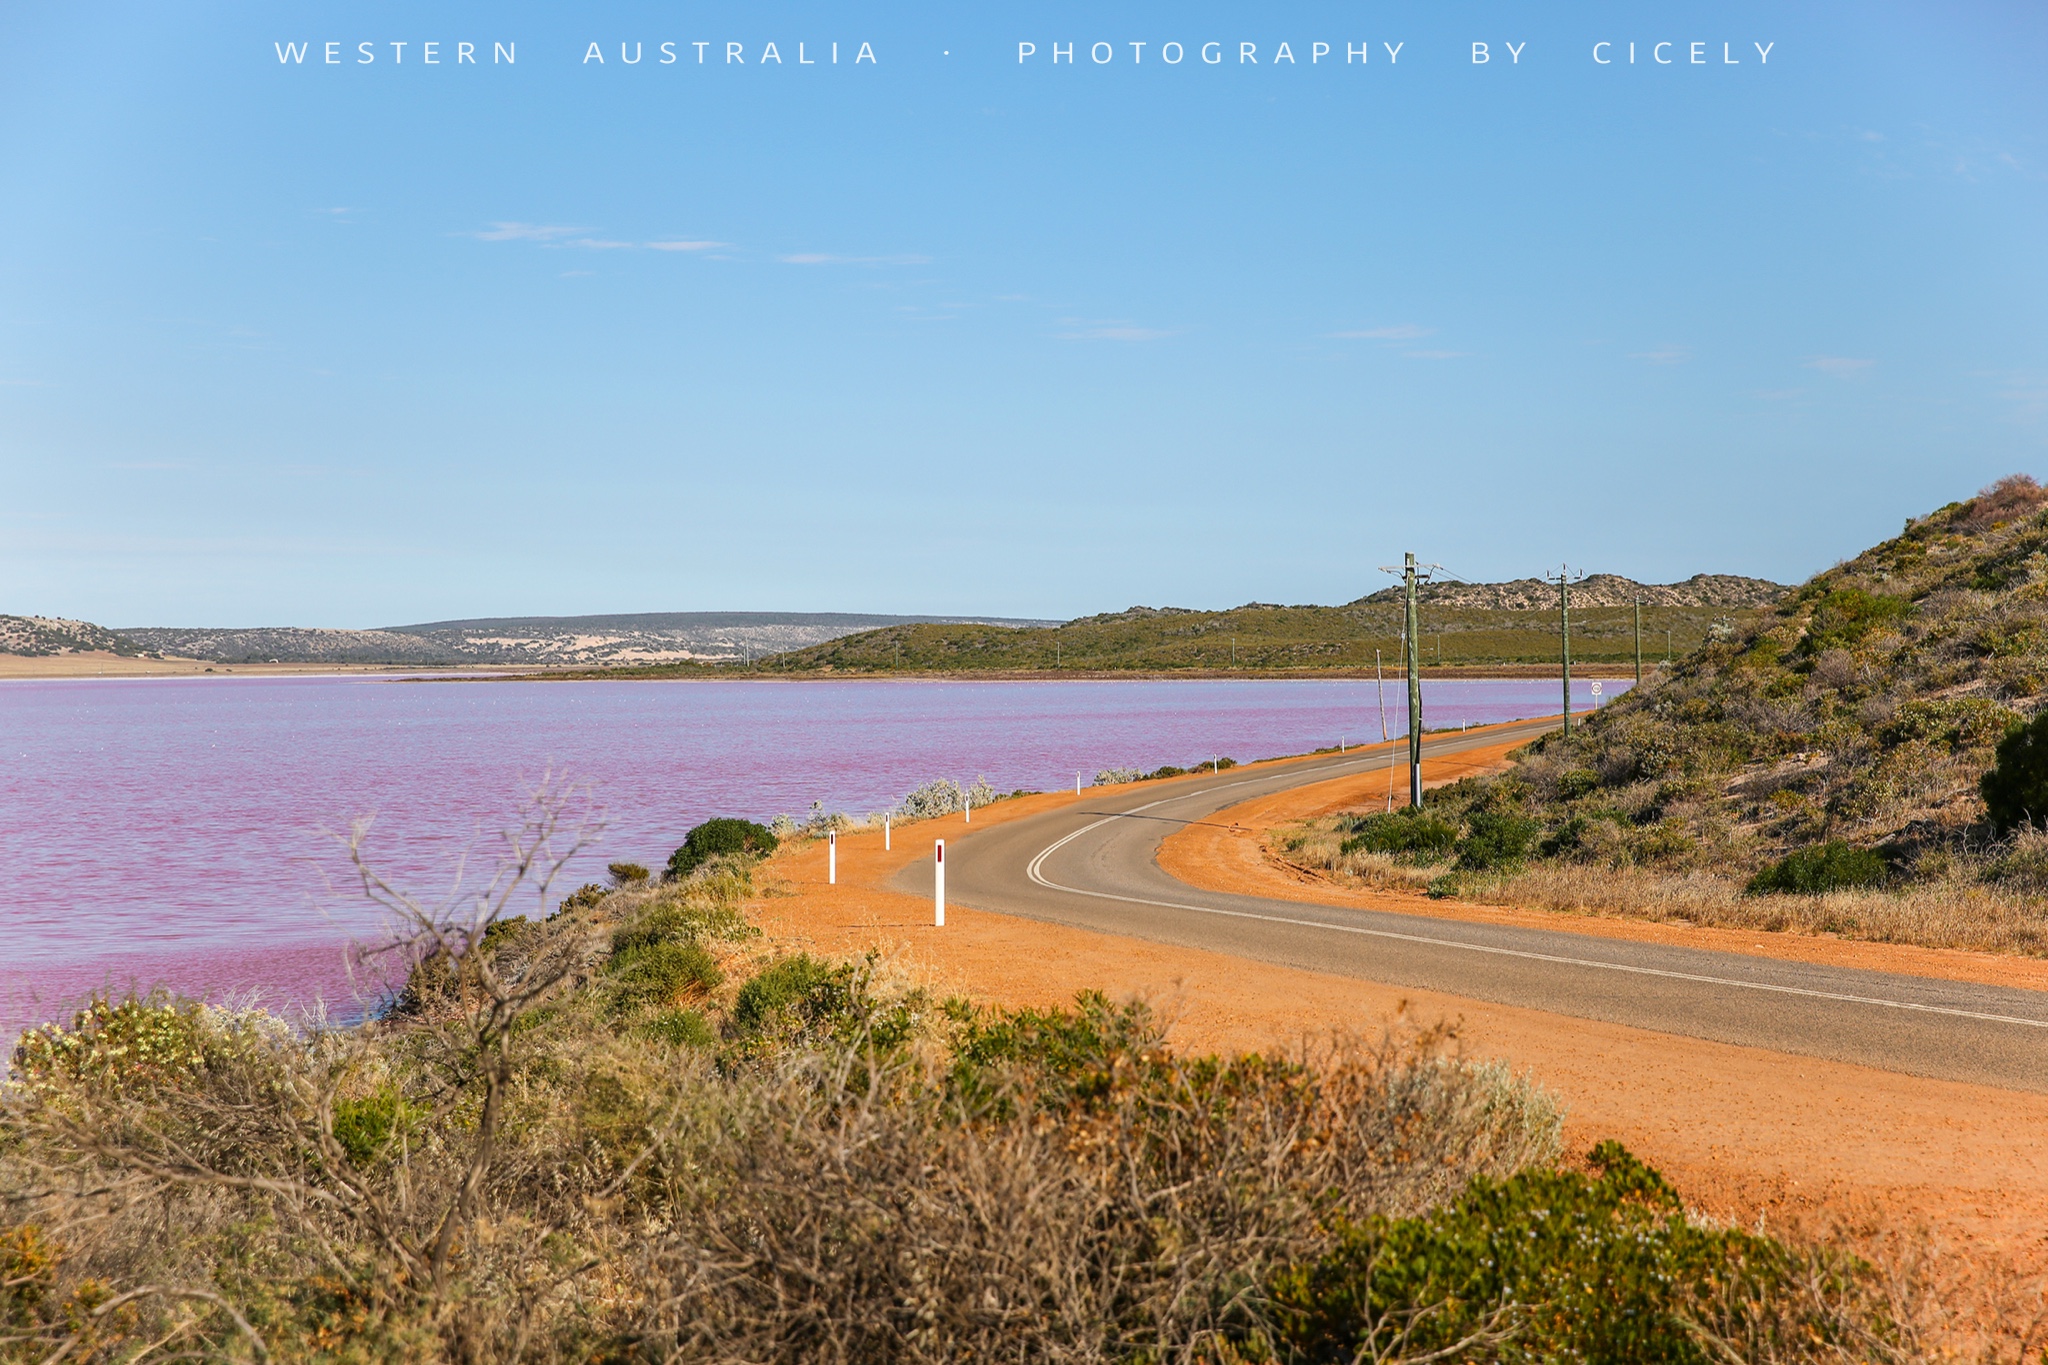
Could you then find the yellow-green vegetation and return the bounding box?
[741,600,1767,675]
[1282,476,2048,956]
[0,837,1971,1361]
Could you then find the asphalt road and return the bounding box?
[891,719,2048,1093]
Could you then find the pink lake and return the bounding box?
[0,674,1621,1037]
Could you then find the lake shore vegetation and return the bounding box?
[6,793,2019,1362]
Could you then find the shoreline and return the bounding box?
[5,654,1654,683]
[480,663,1649,684]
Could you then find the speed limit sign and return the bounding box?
[1591,680,1603,701]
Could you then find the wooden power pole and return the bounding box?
[1546,565,1585,740]
[1634,599,1643,687]
[1380,552,1438,807]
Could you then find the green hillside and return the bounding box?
[1292,476,2048,939]
[749,600,1766,676]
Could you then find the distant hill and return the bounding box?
[111,611,1056,666]
[1355,573,1785,611]
[754,592,1776,677]
[0,615,148,658]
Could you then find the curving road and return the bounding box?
[891,719,2048,1093]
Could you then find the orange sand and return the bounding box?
[749,746,2048,1267]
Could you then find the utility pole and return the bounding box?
[1633,600,1643,687]
[1375,648,1388,742]
[1380,552,1437,808]
[1546,565,1585,740]
[1406,557,1423,806]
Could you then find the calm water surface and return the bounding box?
[0,674,1624,1032]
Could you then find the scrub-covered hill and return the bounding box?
[0,615,150,657]
[753,576,1782,677]
[1288,476,2048,954]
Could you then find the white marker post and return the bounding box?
[933,840,946,926]
[827,829,837,885]
[1075,771,1082,795]
[964,793,972,824]
[884,813,891,851]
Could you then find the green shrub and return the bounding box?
[332,1086,421,1167]
[1456,811,1540,869]
[1145,765,1187,779]
[1540,813,1600,856]
[1554,767,1601,801]
[1262,1142,1805,1365]
[1339,810,1458,861]
[554,883,610,916]
[607,861,651,887]
[642,1008,716,1048]
[730,954,921,1049]
[606,941,722,1015]
[610,896,752,956]
[1880,697,2018,753]
[1981,709,2048,836]
[948,992,1160,1113]
[1746,841,1887,895]
[1795,588,1910,658]
[731,954,853,1030]
[667,817,778,880]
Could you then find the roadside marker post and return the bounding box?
[1076,771,1082,795]
[934,840,946,927]
[827,829,836,885]
[884,814,891,851]
[964,793,972,824]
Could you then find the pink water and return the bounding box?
[0,674,1621,1035]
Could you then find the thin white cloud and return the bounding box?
[779,252,932,266]
[1993,372,2048,421]
[0,378,48,387]
[469,222,587,242]
[1755,387,1806,401]
[1330,324,1431,340]
[469,224,732,254]
[1404,349,1468,360]
[1804,355,1874,377]
[1058,320,1176,342]
[111,460,192,471]
[1630,345,1689,365]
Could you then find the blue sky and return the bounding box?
[2,1,2044,626]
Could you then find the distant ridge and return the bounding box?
[383,611,1054,633]
[108,611,1058,666]
[1355,573,1784,611]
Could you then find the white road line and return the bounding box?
[1022,811,2048,1034]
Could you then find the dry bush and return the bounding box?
[1960,474,2048,532]
[10,784,2042,1362]
[1,789,1572,1363]
[617,1018,1564,1364]
[1280,819,2048,955]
